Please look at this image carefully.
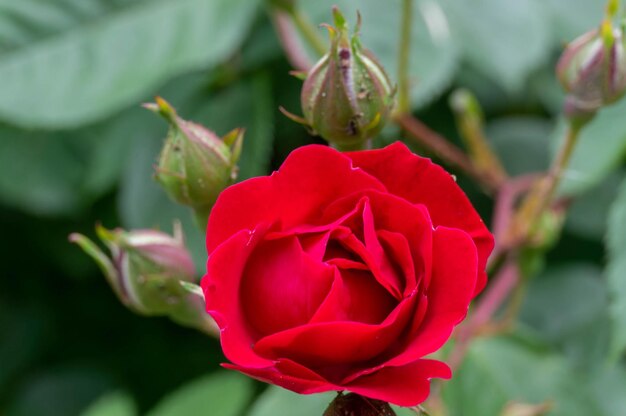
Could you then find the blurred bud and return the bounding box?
[500,401,552,416]
[323,393,396,416]
[282,7,395,150]
[556,6,626,124]
[145,97,243,228]
[69,222,218,336]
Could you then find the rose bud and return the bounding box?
[202,142,493,406]
[69,222,218,336]
[282,7,395,151]
[145,97,243,229]
[556,15,626,124]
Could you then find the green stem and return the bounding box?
[397,0,413,114]
[290,8,327,57]
[510,122,582,243]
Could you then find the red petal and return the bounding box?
[252,293,417,376]
[344,359,451,407]
[241,235,335,335]
[384,226,478,367]
[201,226,273,368]
[206,145,385,253]
[223,358,338,394]
[347,142,494,295]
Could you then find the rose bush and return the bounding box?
[201,142,493,406]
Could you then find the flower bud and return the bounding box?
[323,393,396,416]
[556,18,626,124]
[284,7,395,151]
[69,222,218,336]
[145,97,243,228]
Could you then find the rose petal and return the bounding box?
[323,191,433,296]
[384,226,479,367]
[344,359,451,407]
[202,226,273,368]
[241,235,335,336]
[207,145,386,252]
[252,293,417,378]
[309,268,397,325]
[347,142,494,295]
[376,230,416,297]
[223,358,337,394]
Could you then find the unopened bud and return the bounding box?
[283,7,395,151]
[556,11,626,124]
[323,393,395,416]
[69,222,217,335]
[145,97,243,228]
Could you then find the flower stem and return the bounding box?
[290,7,327,57]
[507,122,581,245]
[397,0,413,114]
[270,10,312,71]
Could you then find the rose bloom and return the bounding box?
[201,142,493,406]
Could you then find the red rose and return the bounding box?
[201,142,493,406]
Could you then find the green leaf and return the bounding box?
[443,337,566,416]
[555,99,626,196]
[0,125,85,216]
[486,117,552,177]
[247,387,414,416]
[147,371,253,416]
[81,392,136,416]
[440,0,551,92]
[566,171,625,240]
[0,0,262,128]
[443,336,626,416]
[540,0,605,42]
[520,264,610,369]
[300,0,460,109]
[607,176,626,359]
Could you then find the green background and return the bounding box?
[2,0,626,414]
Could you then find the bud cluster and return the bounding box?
[556,3,626,124]
[283,7,395,150]
[145,98,243,228]
[70,223,217,335]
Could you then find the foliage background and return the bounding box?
[2,0,626,414]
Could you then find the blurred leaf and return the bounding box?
[81,392,136,416]
[607,176,626,359]
[443,337,565,416]
[147,371,252,416]
[566,171,625,240]
[300,0,459,109]
[520,264,610,369]
[247,387,414,416]
[555,98,626,196]
[540,0,605,42]
[0,0,261,128]
[7,367,114,416]
[486,117,552,177]
[0,126,84,216]
[440,0,550,92]
[444,335,626,416]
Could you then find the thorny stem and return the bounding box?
[395,114,503,194]
[397,0,413,114]
[290,7,327,57]
[507,122,581,246]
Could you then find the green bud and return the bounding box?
[285,7,395,151]
[69,223,218,336]
[556,15,626,124]
[146,97,243,228]
[323,393,396,416]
